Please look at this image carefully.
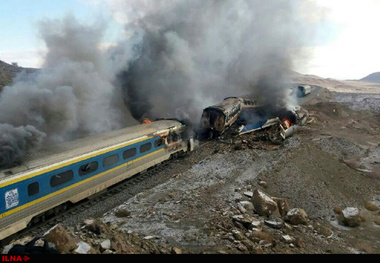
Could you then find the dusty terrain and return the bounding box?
[4,77,380,254]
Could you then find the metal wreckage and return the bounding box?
[200,96,309,143]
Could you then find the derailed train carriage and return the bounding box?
[200,97,308,141]
[200,97,258,137]
[0,119,194,240]
[237,106,309,142]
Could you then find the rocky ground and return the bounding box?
[3,79,380,254]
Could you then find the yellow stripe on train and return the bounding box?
[0,136,151,189]
[0,147,164,219]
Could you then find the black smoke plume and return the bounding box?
[0,16,137,168]
[0,124,46,167]
[115,0,318,121]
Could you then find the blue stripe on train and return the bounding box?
[0,136,164,215]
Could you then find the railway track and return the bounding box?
[1,160,171,248]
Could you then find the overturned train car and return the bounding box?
[238,107,309,142]
[200,97,258,137]
[200,96,308,141]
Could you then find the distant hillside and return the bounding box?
[0,60,37,91]
[360,72,380,83]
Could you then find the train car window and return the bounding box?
[140,142,152,153]
[123,148,137,160]
[154,138,164,148]
[79,161,99,176]
[103,154,120,167]
[50,170,74,188]
[28,182,39,196]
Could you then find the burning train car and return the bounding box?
[200,97,258,137]
[237,107,309,142]
[200,97,308,142]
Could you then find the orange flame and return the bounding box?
[283,119,291,129]
[142,118,152,124]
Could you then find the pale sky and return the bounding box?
[0,0,379,80]
[304,0,380,80]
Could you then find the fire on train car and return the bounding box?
[0,119,193,240]
[200,97,258,137]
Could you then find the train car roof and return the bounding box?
[0,119,181,180]
[204,97,242,113]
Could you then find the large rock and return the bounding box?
[264,217,284,230]
[285,208,308,225]
[74,241,95,254]
[43,224,77,253]
[339,207,361,227]
[273,197,290,218]
[239,201,254,212]
[100,239,111,251]
[251,189,278,217]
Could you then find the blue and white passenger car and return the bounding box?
[0,120,193,240]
